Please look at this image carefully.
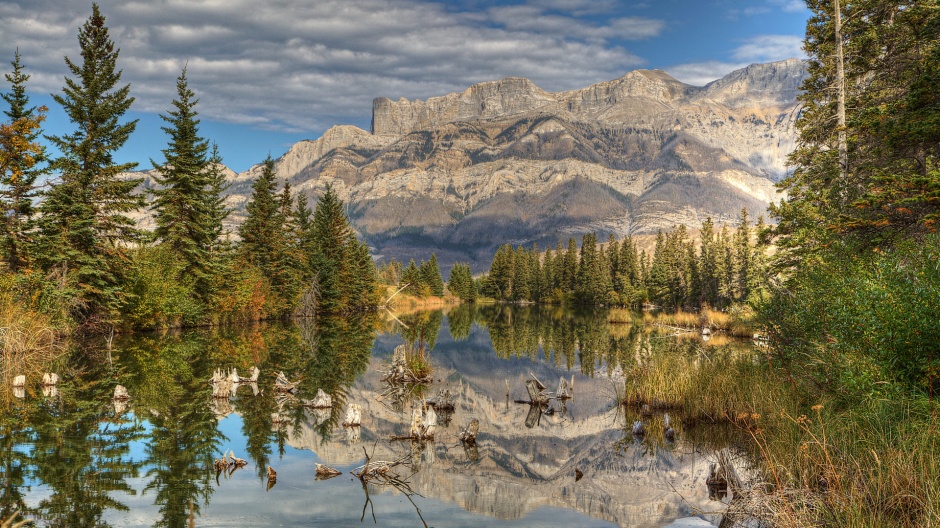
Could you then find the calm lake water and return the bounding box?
[1,305,752,527]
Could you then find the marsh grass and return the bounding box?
[623,344,791,421]
[745,399,940,527]
[0,289,67,391]
[625,340,940,527]
[404,342,433,380]
[640,305,758,338]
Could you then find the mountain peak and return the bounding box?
[697,58,807,108]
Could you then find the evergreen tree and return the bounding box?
[150,67,217,300]
[563,237,578,292]
[483,244,514,300]
[401,259,422,296]
[512,246,531,301]
[420,253,445,297]
[309,183,375,313]
[1,50,47,271]
[202,144,230,252]
[238,156,280,273]
[733,209,753,302]
[447,263,476,302]
[36,4,143,322]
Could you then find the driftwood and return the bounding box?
[459,418,479,444]
[113,385,130,401]
[304,388,332,408]
[381,344,432,384]
[315,463,342,479]
[664,413,676,443]
[0,508,32,528]
[391,405,435,441]
[343,403,362,427]
[632,420,647,437]
[274,371,299,393]
[519,374,572,404]
[12,375,25,388]
[214,450,249,481]
[524,377,548,405]
[266,466,277,491]
[42,372,59,386]
[211,367,260,385]
[42,384,59,399]
[354,445,429,527]
[211,378,233,399]
[426,388,454,411]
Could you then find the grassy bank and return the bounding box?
[623,340,940,527]
[0,284,68,393]
[609,305,759,338]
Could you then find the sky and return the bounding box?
[1,0,810,173]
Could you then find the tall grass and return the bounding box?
[637,305,759,338]
[624,336,940,527]
[0,285,67,391]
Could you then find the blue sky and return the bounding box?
[2,0,809,173]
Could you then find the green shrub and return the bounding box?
[123,245,204,329]
[761,234,940,399]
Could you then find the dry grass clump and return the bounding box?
[0,288,67,386]
[745,401,940,527]
[641,305,757,338]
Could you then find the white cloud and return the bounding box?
[0,0,657,134]
[768,0,807,13]
[732,35,805,63]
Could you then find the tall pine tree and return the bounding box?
[37,4,143,322]
[150,67,218,300]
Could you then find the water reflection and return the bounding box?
[0,306,751,527]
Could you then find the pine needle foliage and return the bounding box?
[36,3,144,324]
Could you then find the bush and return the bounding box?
[761,234,940,399]
[123,245,204,329]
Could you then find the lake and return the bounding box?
[0,305,752,527]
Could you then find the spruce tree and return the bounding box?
[150,67,217,299]
[202,144,230,252]
[309,183,374,313]
[402,259,423,296]
[37,4,143,322]
[238,156,280,273]
[1,50,47,271]
[420,253,445,297]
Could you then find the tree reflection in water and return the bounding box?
[0,307,754,527]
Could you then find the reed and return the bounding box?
[624,339,940,527]
[640,305,758,338]
[0,288,68,391]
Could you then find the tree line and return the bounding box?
[479,209,769,311]
[0,4,377,331]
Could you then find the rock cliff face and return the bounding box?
[222,59,806,270]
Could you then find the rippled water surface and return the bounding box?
[1,305,751,527]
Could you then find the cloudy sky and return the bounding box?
[2,0,809,172]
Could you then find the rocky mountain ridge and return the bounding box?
[216,59,806,269]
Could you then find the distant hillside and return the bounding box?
[143,59,807,271]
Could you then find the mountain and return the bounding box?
[221,59,806,270]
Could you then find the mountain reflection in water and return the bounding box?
[0,305,749,527]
